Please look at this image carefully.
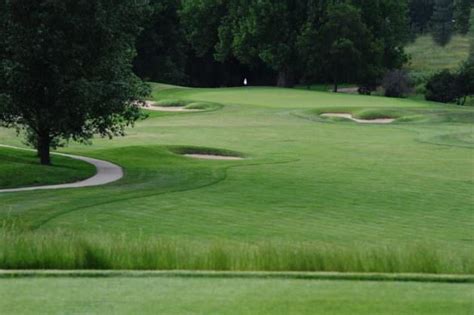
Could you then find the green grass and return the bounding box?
[2,230,473,273]
[0,85,473,273]
[405,35,470,75]
[0,147,96,189]
[0,277,472,314]
[154,98,191,107]
[152,98,222,111]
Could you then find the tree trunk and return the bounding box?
[276,69,294,88]
[333,80,338,93]
[37,134,51,165]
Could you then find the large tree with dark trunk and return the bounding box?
[0,0,149,165]
[318,3,380,92]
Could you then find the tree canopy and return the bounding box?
[134,0,188,84]
[431,0,455,46]
[0,0,150,165]
[180,0,409,88]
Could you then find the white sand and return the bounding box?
[184,154,244,160]
[141,101,201,112]
[320,113,395,124]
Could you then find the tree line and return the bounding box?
[135,0,472,89]
[0,0,472,165]
[409,0,472,45]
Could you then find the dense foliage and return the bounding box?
[0,0,149,164]
[408,0,472,38]
[382,70,413,97]
[132,0,470,88]
[431,0,455,46]
[425,60,474,104]
[409,0,435,34]
[179,0,409,88]
[133,0,188,84]
[426,70,460,102]
[454,0,472,34]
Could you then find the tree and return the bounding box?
[425,70,461,102]
[134,0,188,84]
[382,70,413,97]
[179,0,275,87]
[408,0,435,34]
[456,60,474,104]
[431,0,455,46]
[318,3,378,92]
[0,0,150,165]
[180,0,227,58]
[469,8,474,62]
[453,0,472,34]
[352,0,410,70]
[214,0,309,87]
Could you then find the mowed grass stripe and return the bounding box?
[1,277,472,315]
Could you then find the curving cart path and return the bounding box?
[0,144,123,193]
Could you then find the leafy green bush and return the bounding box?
[382,70,413,98]
[457,60,474,105]
[425,70,460,103]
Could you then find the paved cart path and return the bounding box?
[0,144,123,193]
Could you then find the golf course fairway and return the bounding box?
[0,84,473,312]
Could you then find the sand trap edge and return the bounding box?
[183,154,244,161]
[320,113,395,124]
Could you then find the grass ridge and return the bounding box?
[30,156,300,230]
[1,270,473,283]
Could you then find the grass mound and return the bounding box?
[152,99,222,111]
[0,147,95,189]
[405,35,470,76]
[307,106,474,124]
[184,102,221,111]
[155,99,191,107]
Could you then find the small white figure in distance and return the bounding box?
[243,78,248,86]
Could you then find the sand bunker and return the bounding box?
[184,154,244,160]
[320,113,395,124]
[141,101,202,112]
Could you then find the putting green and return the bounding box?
[0,84,473,252]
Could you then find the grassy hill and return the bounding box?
[405,35,470,76]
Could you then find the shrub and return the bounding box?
[456,60,474,105]
[425,70,461,103]
[382,70,413,98]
